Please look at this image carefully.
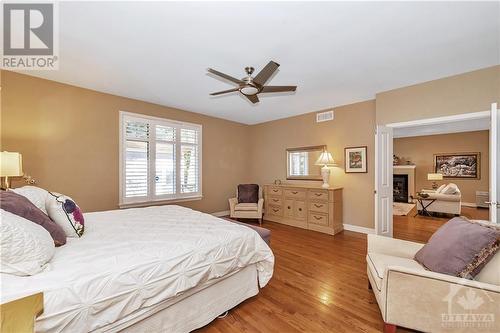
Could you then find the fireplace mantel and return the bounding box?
[393,165,416,202]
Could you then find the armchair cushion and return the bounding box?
[237,184,259,203]
[441,183,459,195]
[414,217,500,279]
[234,203,259,211]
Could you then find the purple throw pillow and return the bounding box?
[0,190,66,246]
[414,217,499,279]
[237,184,259,203]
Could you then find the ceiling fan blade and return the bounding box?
[245,94,259,104]
[261,85,297,93]
[210,88,239,96]
[253,61,280,85]
[207,68,243,85]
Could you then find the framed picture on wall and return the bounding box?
[345,146,367,173]
[434,152,480,179]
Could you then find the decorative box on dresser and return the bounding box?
[263,184,343,235]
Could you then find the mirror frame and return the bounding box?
[286,145,326,180]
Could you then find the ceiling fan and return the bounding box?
[207,61,297,104]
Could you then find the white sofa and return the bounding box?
[367,234,500,333]
[417,183,462,215]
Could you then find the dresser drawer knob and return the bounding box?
[292,191,298,194]
[272,189,279,192]
[273,208,279,212]
[272,199,279,202]
[314,193,322,196]
[298,208,302,211]
[287,206,291,209]
[314,204,323,208]
[313,216,322,220]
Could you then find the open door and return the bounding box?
[375,125,393,236]
[490,103,499,223]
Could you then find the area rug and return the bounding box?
[393,202,416,216]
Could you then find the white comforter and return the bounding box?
[0,205,274,332]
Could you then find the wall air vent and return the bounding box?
[316,110,334,123]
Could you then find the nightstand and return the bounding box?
[0,293,43,333]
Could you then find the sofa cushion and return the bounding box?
[436,184,446,193]
[441,183,459,195]
[367,252,425,291]
[237,184,259,203]
[414,217,500,279]
[235,203,258,211]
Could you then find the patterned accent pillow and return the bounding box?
[46,192,84,237]
[414,217,500,279]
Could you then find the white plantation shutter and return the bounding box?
[120,112,202,205]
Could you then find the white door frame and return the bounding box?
[375,111,492,235]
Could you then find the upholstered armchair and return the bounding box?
[367,234,500,333]
[229,184,264,225]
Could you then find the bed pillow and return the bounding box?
[46,192,84,237]
[9,186,49,214]
[0,209,55,276]
[414,217,500,279]
[0,190,66,246]
[237,184,259,203]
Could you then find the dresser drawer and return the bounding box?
[268,196,283,206]
[284,188,306,199]
[268,187,283,196]
[308,212,329,226]
[309,201,328,214]
[308,189,329,201]
[267,205,283,217]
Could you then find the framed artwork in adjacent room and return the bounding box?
[434,152,480,179]
[345,146,367,173]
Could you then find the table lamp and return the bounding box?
[427,173,443,190]
[315,150,337,188]
[0,151,23,189]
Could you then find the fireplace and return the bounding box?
[393,174,409,203]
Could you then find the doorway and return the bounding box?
[375,105,499,238]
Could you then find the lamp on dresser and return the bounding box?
[315,150,336,188]
[0,151,23,190]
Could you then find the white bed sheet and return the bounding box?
[0,205,274,333]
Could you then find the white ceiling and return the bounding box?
[22,1,499,124]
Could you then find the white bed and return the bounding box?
[0,205,274,333]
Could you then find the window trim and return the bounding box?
[118,111,202,208]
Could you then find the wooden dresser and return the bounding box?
[263,184,343,235]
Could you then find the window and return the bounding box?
[120,111,202,206]
[289,151,309,176]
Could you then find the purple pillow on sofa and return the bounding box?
[237,184,259,203]
[0,190,66,246]
[414,217,499,279]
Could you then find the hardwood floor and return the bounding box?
[394,206,489,243]
[197,207,488,333]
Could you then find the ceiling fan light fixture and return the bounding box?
[239,85,260,96]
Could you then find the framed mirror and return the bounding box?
[286,145,326,180]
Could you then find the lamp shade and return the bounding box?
[0,152,23,177]
[427,173,443,181]
[315,151,336,166]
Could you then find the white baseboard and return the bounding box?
[461,202,477,208]
[211,210,230,217]
[343,224,375,235]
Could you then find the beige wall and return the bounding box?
[376,65,500,125]
[394,131,489,203]
[0,71,251,213]
[249,101,376,229]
